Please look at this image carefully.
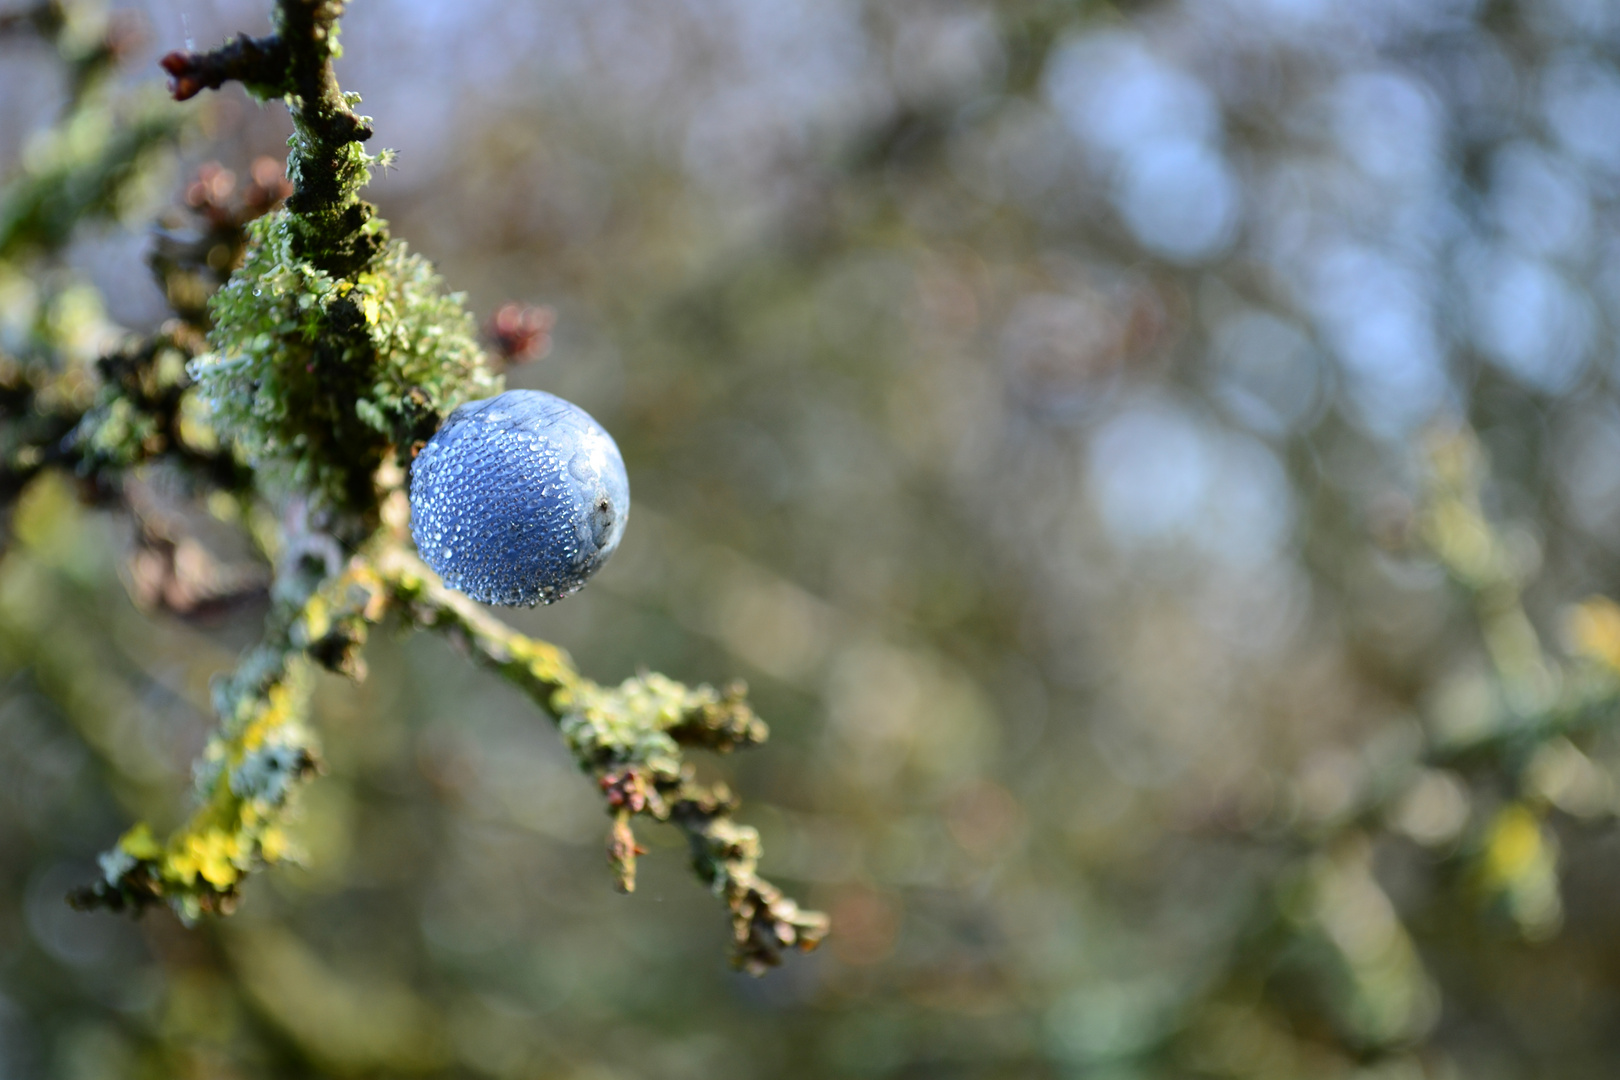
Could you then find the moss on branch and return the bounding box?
[75,534,827,971]
[159,0,376,273]
[190,213,497,518]
[165,1,498,522]
[386,539,828,970]
[0,100,182,260]
[4,0,826,973]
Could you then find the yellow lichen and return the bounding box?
[1568,597,1620,673]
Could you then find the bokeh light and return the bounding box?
[6,0,1620,1076]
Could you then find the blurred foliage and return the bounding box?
[7,0,1620,1077]
[1,0,827,979]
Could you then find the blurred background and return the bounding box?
[6,0,1620,1076]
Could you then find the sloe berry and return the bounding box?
[409,389,630,606]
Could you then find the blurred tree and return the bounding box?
[6,0,1620,1078]
[2,0,825,977]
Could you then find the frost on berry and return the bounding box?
[408,389,630,606]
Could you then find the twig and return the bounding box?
[38,0,828,973]
[160,33,287,102]
[77,534,826,970]
[158,0,380,273]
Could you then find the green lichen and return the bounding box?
[0,95,183,260]
[191,208,500,516]
[89,661,316,922]
[556,674,693,772]
[176,7,498,521]
[13,0,825,973]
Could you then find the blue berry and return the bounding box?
[409,389,630,606]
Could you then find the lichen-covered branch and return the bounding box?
[0,319,252,541]
[1414,429,1620,764]
[381,541,828,971]
[0,2,178,258]
[160,33,288,102]
[192,216,497,519]
[2,155,281,542]
[167,1,493,520]
[0,356,90,503]
[5,0,825,973]
[75,531,826,970]
[67,543,333,918]
[1154,428,1620,1055]
[160,0,380,274]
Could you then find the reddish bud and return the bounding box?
[488,302,555,365]
[160,51,205,100]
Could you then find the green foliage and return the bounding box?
[9,0,1620,1075]
[0,0,823,977]
[193,208,499,513]
[0,96,182,260]
[98,667,314,922]
[80,547,332,922]
[73,326,226,474]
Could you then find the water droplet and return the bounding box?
[409,390,630,607]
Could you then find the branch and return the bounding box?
[159,0,381,274]
[68,545,339,919]
[0,1,61,39]
[0,321,251,538]
[384,543,829,972]
[167,3,481,521]
[76,532,827,971]
[276,0,372,148]
[50,0,826,973]
[160,33,287,102]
